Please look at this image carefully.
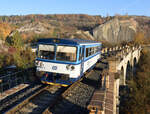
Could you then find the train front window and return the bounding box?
[56,45,77,62]
[38,44,55,60]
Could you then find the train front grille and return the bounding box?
[51,73,69,81]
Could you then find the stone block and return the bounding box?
[108,60,119,73]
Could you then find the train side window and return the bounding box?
[94,47,96,53]
[86,46,98,58]
[90,47,92,55]
[88,48,90,56]
[97,46,100,52]
[91,47,94,55]
[97,46,99,52]
[90,48,92,55]
[86,48,88,57]
[91,47,93,55]
[79,47,82,61]
[88,48,91,56]
[92,47,94,54]
[82,47,84,59]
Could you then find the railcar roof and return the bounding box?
[38,38,101,45]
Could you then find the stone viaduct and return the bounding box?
[88,45,142,114]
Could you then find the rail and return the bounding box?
[5,85,49,114]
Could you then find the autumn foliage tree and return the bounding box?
[6,31,24,48]
[4,31,35,69]
[13,48,35,69]
[0,22,11,40]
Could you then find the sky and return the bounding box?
[0,0,149,16]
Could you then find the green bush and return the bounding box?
[13,48,35,69]
[6,31,24,48]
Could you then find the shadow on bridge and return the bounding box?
[81,76,102,89]
[47,94,89,114]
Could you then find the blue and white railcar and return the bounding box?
[35,38,102,86]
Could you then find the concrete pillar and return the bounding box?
[108,59,120,114]
[101,75,105,89]
[120,51,123,57]
[107,48,109,53]
[105,48,108,53]
[112,47,115,51]
[126,48,129,53]
[114,71,121,113]
[113,47,115,51]
[106,75,109,89]
[109,48,112,52]
[139,45,141,49]
[115,46,118,51]
[119,47,122,50]
[116,79,120,106]
[132,47,135,50]
[101,49,105,54]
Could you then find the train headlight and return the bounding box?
[35,61,39,66]
[71,66,75,71]
[66,65,75,71]
[66,65,70,70]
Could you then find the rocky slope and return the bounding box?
[134,16,150,38]
[93,17,138,43]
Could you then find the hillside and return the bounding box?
[0,14,150,44]
[0,14,105,42]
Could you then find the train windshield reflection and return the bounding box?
[38,44,55,60]
[56,45,77,62]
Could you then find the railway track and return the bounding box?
[5,85,65,114]
[0,84,45,113]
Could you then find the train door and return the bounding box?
[80,46,85,76]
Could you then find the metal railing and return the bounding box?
[0,67,35,94]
